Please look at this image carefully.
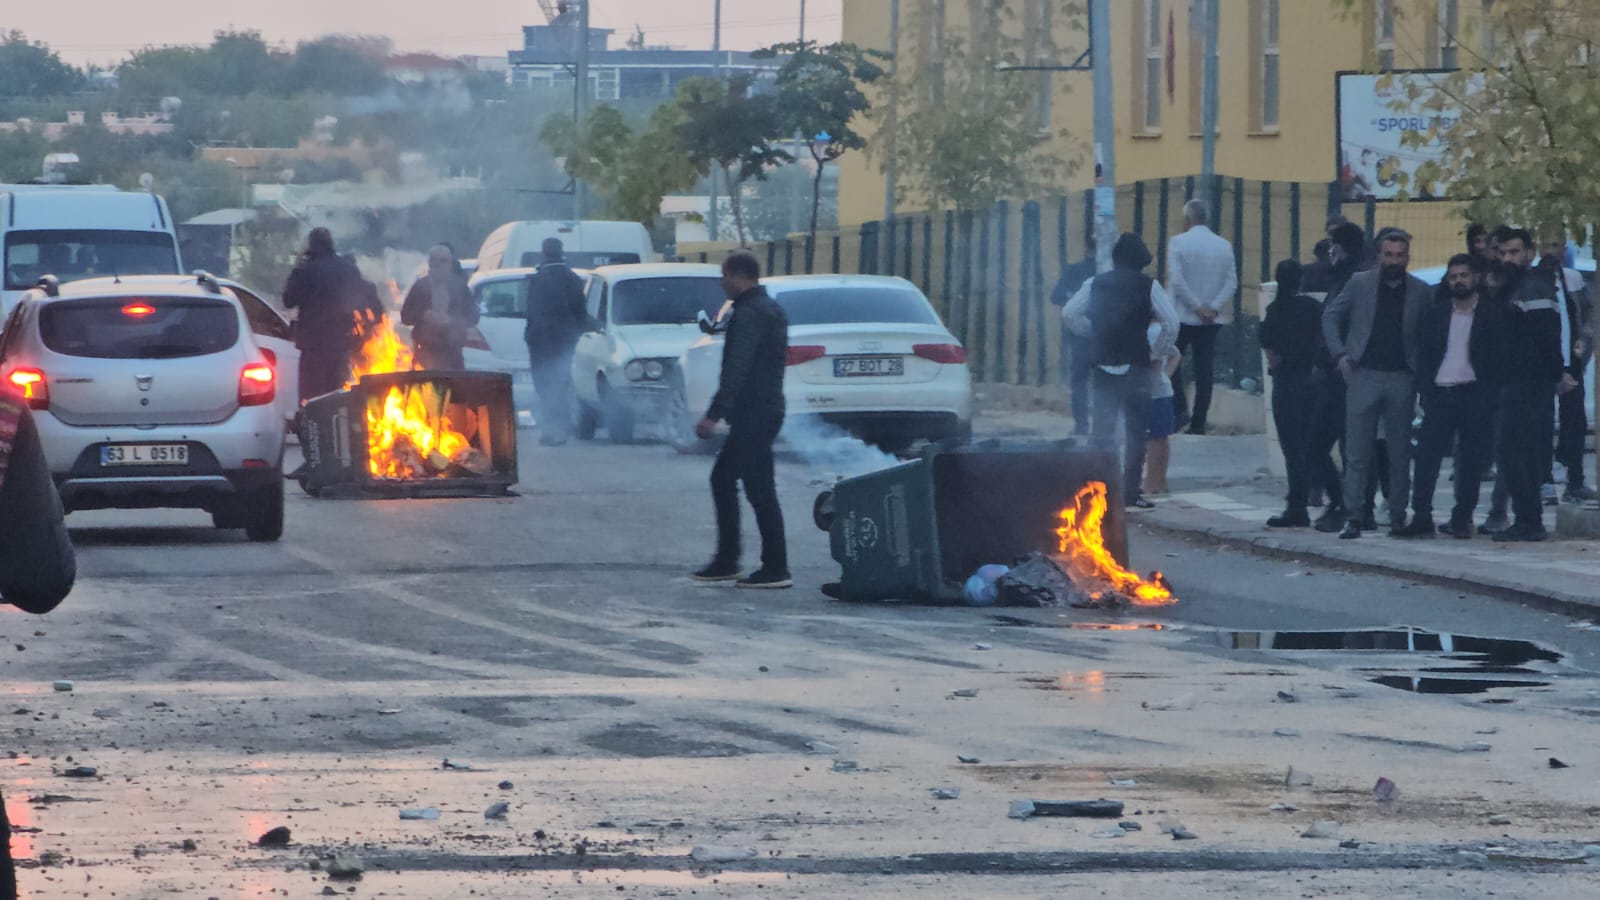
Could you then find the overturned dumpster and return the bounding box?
[814,441,1172,605]
[299,370,518,498]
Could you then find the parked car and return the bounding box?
[0,272,288,540]
[572,263,725,443]
[672,275,974,454]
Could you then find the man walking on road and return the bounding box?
[1167,199,1238,435]
[524,239,588,446]
[1492,229,1565,542]
[1398,255,1502,539]
[1323,230,1430,539]
[693,251,791,589]
[1063,233,1180,510]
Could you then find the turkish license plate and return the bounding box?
[834,356,904,377]
[100,443,188,466]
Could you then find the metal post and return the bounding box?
[708,0,722,242]
[1091,0,1116,274]
[791,1,808,238]
[881,0,900,274]
[574,0,591,220]
[1200,0,1220,213]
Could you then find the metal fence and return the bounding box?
[682,178,1459,390]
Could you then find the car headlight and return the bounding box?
[625,360,646,381]
[643,360,666,380]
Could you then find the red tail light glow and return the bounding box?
[786,345,827,366]
[239,362,276,406]
[121,302,156,318]
[6,367,48,410]
[913,343,967,365]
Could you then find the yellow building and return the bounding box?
[840,0,1478,265]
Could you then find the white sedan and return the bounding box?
[671,275,974,453]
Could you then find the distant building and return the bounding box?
[507,24,778,100]
[0,109,175,142]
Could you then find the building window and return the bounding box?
[1261,0,1279,128]
[1144,0,1163,131]
[1438,0,1459,68]
[1376,0,1396,69]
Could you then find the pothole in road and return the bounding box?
[1217,626,1565,696]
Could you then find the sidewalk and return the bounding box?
[973,407,1600,618]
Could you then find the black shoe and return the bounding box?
[1520,524,1550,542]
[1360,512,1379,531]
[1308,488,1325,508]
[1564,485,1597,503]
[1479,514,1509,535]
[1339,521,1362,539]
[1441,518,1473,539]
[1392,518,1436,538]
[1129,497,1156,510]
[737,568,793,589]
[1267,509,1311,528]
[1492,523,1525,543]
[692,560,743,582]
[1314,508,1346,533]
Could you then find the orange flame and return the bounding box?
[1055,481,1176,606]
[364,383,472,480]
[344,309,414,390]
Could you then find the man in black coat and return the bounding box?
[1492,230,1565,542]
[523,238,588,446]
[1396,255,1503,539]
[283,228,374,401]
[1260,259,1340,527]
[693,250,790,589]
[401,244,479,371]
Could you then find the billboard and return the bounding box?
[1336,71,1466,202]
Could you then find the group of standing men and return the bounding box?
[1262,221,1591,543]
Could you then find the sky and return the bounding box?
[9,0,844,68]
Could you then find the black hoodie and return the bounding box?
[1086,233,1156,368]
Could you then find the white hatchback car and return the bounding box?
[0,272,289,540]
[672,275,974,453]
[572,263,726,443]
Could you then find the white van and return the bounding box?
[476,220,654,273]
[2,186,184,318]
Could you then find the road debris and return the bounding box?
[1142,694,1195,711]
[1488,815,1512,826]
[441,758,473,770]
[929,786,961,800]
[1269,803,1300,812]
[957,755,980,764]
[805,740,840,755]
[690,845,758,862]
[1276,690,1299,703]
[257,827,291,848]
[484,801,510,819]
[1118,820,1143,831]
[90,708,118,718]
[51,680,73,692]
[1090,828,1125,838]
[1340,839,1362,849]
[1009,799,1124,819]
[1274,728,1302,737]
[973,642,992,650]
[498,780,515,790]
[1549,757,1571,769]
[949,688,980,699]
[326,852,364,879]
[831,760,860,773]
[399,807,441,820]
[1373,777,1399,802]
[1109,778,1138,787]
[60,766,97,778]
[1285,767,1314,789]
[1302,820,1342,839]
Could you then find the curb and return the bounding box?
[1133,511,1600,622]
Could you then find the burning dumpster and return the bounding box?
[814,442,1173,605]
[299,370,518,497]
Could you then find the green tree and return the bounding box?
[673,74,791,245]
[541,104,700,227]
[0,127,50,182]
[757,40,885,269]
[0,31,82,99]
[285,36,388,96]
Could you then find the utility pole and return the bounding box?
[1200,0,1220,217]
[790,0,808,240]
[573,0,591,220]
[708,0,722,242]
[881,0,900,275]
[1090,0,1115,274]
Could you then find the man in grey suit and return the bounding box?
[1323,230,1431,539]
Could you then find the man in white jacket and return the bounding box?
[1166,199,1239,434]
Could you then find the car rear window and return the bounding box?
[40,297,240,359]
[611,277,725,326]
[772,287,941,327]
[3,229,180,290]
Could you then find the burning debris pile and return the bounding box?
[365,381,491,481]
[995,482,1176,609]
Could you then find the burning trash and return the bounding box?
[1048,481,1175,607]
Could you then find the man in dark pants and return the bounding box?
[283,227,371,401]
[1167,200,1238,434]
[1260,259,1340,527]
[1537,233,1595,502]
[1306,221,1369,532]
[693,251,791,589]
[1323,230,1430,539]
[524,238,588,446]
[1049,237,1098,434]
[1396,255,1502,539]
[1062,233,1180,509]
[1493,232,1565,542]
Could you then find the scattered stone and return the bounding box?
[929,786,961,800]
[377,708,402,715]
[1457,849,1490,865]
[497,781,515,790]
[1270,803,1300,813]
[1488,815,1512,826]
[1550,757,1571,769]
[1274,728,1302,738]
[1118,820,1142,831]
[1023,799,1124,818]
[972,643,992,651]
[441,759,473,770]
[1301,820,1341,839]
[257,827,291,848]
[321,888,340,897]
[51,681,73,692]
[758,666,769,672]
[1276,690,1299,703]
[1171,828,1199,841]
[1373,777,1399,803]
[61,766,96,778]
[1090,828,1125,838]
[957,755,980,764]
[309,859,321,871]
[1340,839,1362,849]
[37,850,63,867]
[831,760,859,773]
[326,852,364,879]
[1142,694,1195,711]
[805,740,840,755]
[1285,767,1314,789]
[690,845,757,862]
[399,807,440,820]
[950,688,980,699]
[1109,779,1138,787]
[484,802,510,820]
[1466,742,1493,752]
[1475,727,1501,735]
[181,838,198,852]
[91,708,118,719]
[1008,800,1037,820]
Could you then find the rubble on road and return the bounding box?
[690,844,758,862]
[326,851,364,879]
[1008,799,1124,820]
[256,827,291,848]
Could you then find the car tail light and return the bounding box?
[786,345,827,366]
[239,362,276,406]
[121,301,156,318]
[5,367,48,410]
[464,327,492,352]
[913,343,967,365]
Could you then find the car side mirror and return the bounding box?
[697,309,716,335]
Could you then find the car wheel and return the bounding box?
[668,377,717,455]
[601,382,635,444]
[575,401,599,441]
[812,490,836,532]
[243,479,285,543]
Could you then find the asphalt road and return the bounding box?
[7,423,1600,898]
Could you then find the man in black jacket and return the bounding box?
[1260,259,1340,527]
[1396,255,1502,539]
[1493,231,1565,542]
[283,228,373,401]
[401,244,479,371]
[524,239,588,446]
[1305,221,1368,531]
[693,251,791,589]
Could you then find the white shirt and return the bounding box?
[1167,224,1239,326]
[1435,306,1476,386]
[1555,266,1583,367]
[1061,275,1181,376]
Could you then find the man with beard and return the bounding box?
[1490,228,1565,541]
[1323,230,1430,539]
[1395,255,1503,539]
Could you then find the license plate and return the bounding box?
[834,356,904,377]
[100,443,188,466]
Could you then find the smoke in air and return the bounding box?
[780,417,905,482]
